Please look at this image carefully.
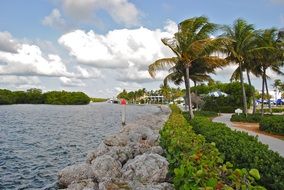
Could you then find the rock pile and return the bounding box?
[58,106,173,190]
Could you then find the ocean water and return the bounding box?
[0,103,161,189]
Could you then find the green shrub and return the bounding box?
[201,96,238,113]
[193,110,219,117]
[230,114,263,123]
[256,108,284,113]
[161,105,264,189]
[190,116,284,190]
[259,116,284,135]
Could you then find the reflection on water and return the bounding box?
[0,103,161,189]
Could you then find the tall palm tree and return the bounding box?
[149,16,227,119]
[221,19,256,115]
[230,55,262,114]
[253,29,284,115]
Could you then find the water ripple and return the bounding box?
[0,103,161,189]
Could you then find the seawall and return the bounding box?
[57,105,174,190]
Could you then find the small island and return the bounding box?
[0,88,91,105]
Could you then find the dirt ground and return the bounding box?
[232,122,284,140]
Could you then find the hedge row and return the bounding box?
[193,110,219,117]
[160,105,264,189]
[230,114,263,123]
[256,108,284,113]
[190,116,284,190]
[231,114,284,135]
[259,116,284,135]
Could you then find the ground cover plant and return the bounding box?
[230,113,263,123]
[160,105,264,189]
[259,115,284,135]
[190,116,284,190]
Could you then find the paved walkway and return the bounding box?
[213,114,284,157]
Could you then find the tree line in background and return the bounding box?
[149,16,284,120]
[116,87,184,104]
[0,88,90,105]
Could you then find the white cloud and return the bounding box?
[0,44,73,77]
[0,76,41,86]
[76,65,102,79]
[58,21,176,83]
[60,77,86,87]
[42,9,67,30]
[0,32,19,53]
[59,27,174,69]
[62,0,140,25]
[117,62,169,83]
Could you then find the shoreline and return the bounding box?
[57,105,173,189]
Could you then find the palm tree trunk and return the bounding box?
[261,69,265,117]
[265,77,272,114]
[194,80,198,110]
[239,62,248,116]
[246,69,256,114]
[185,66,194,119]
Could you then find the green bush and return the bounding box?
[193,110,218,117]
[201,96,237,113]
[259,116,284,135]
[196,82,255,113]
[256,108,284,113]
[230,114,263,123]
[190,116,284,190]
[161,105,264,189]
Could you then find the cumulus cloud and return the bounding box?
[59,21,176,71]
[0,44,73,77]
[0,32,19,53]
[58,21,177,82]
[0,76,41,85]
[75,66,102,79]
[62,0,140,25]
[60,77,86,87]
[42,9,68,30]
[117,62,169,83]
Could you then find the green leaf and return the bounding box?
[249,169,260,180]
[206,178,218,187]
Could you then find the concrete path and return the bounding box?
[213,114,284,157]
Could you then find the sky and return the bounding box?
[0,0,283,98]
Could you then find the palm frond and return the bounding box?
[148,57,177,78]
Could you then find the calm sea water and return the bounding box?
[0,103,161,189]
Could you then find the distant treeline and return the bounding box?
[0,88,90,105]
[91,98,107,102]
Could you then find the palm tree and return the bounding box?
[221,19,256,115]
[230,55,263,114]
[149,16,227,119]
[253,29,284,115]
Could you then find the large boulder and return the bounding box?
[103,146,134,165]
[65,179,98,190]
[103,133,128,147]
[58,163,95,188]
[122,153,169,184]
[98,179,131,190]
[128,126,159,146]
[135,183,174,190]
[91,155,122,182]
[86,142,110,164]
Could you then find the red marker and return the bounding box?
[121,99,126,125]
[121,99,127,105]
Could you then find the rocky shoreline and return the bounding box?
[58,105,174,190]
